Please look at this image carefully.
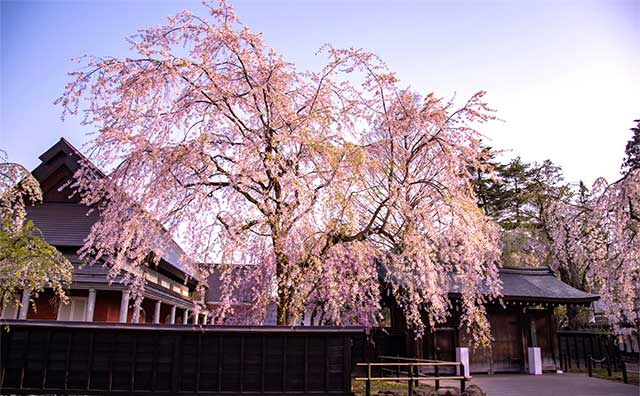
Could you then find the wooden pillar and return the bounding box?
[549,307,560,370]
[153,300,161,324]
[132,299,143,323]
[183,309,189,324]
[169,305,177,324]
[431,329,437,360]
[529,313,538,347]
[18,288,30,320]
[520,309,530,374]
[119,290,130,323]
[85,288,96,322]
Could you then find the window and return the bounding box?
[145,272,158,284]
[57,297,87,321]
[380,307,392,328]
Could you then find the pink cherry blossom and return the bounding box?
[57,1,501,342]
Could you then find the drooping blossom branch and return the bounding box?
[544,170,640,334]
[57,0,501,341]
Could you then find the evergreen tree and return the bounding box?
[473,154,569,267]
[621,119,640,174]
[471,146,507,221]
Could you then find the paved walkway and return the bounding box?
[466,373,638,396]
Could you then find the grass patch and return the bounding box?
[351,380,442,396]
[567,368,639,386]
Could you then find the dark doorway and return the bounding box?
[433,328,456,374]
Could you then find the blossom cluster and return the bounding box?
[57,0,502,342]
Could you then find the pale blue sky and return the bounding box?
[1,0,638,185]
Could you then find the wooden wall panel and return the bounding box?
[93,290,123,322]
[26,289,59,320]
[0,321,363,395]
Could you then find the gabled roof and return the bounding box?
[379,262,599,305]
[25,203,99,246]
[495,266,599,304]
[25,138,199,284]
[32,137,104,182]
[447,266,599,304]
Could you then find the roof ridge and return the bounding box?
[499,265,553,275]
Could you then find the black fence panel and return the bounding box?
[0,321,366,395]
[557,330,625,372]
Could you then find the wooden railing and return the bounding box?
[354,357,470,396]
[379,355,450,363]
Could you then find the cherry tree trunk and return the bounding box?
[274,246,293,326]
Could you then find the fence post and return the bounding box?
[460,363,466,393]
[606,356,612,377]
[622,361,628,384]
[574,336,580,369]
[567,338,572,369]
[582,336,588,369]
[365,363,371,396]
[434,365,439,390]
[408,364,413,396]
[587,357,592,377]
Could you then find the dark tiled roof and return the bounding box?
[447,266,598,304]
[379,263,599,304]
[64,253,110,277]
[25,203,98,247]
[496,266,599,303]
[25,202,198,280]
[61,253,194,306]
[33,137,104,180]
[205,265,254,304]
[147,231,197,280]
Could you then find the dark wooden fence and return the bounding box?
[0,320,367,395]
[557,330,625,373]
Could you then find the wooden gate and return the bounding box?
[0,320,366,395]
[489,312,523,373]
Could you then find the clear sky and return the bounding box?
[1,0,638,186]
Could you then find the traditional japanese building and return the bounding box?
[0,138,204,324]
[376,266,599,374]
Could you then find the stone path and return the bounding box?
[466,373,638,396]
